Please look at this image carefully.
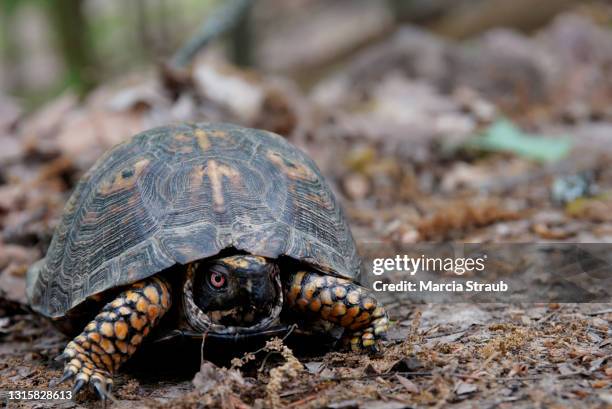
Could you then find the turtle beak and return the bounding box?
[237,274,277,308]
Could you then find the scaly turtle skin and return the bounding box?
[26,123,389,400]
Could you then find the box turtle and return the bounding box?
[26,123,388,400]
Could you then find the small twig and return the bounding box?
[258,351,275,373]
[286,394,319,408]
[200,330,209,366]
[280,387,313,398]
[170,0,254,69]
[425,328,470,340]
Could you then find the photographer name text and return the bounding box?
[373,280,508,292]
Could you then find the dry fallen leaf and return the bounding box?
[395,374,419,394]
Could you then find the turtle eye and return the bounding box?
[209,271,226,289]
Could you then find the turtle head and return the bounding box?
[184,255,282,332]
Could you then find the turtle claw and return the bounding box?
[72,379,86,396]
[55,352,70,362]
[92,380,112,402]
[57,369,75,385]
[59,367,114,400]
[49,370,72,388]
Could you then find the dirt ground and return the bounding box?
[1,301,611,408]
[1,12,612,409]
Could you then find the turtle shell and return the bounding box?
[27,123,360,318]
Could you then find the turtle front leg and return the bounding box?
[57,276,171,400]
[284,271,389,352]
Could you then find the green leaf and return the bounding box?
[467,119,572,162]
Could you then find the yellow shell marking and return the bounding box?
[99,158,149,195]
[223,258,248,269]
[266,150,315,181]
[221,255,268,270]
[194,128,210,151]
[203,160,241,213]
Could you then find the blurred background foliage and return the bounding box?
[1,0,217,109]
[1,0,611,111]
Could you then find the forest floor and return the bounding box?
[1,12,611,409]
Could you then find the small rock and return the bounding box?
[455,382,478,395]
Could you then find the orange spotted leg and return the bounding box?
[56,276,171,400]
[284,271,389,352]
